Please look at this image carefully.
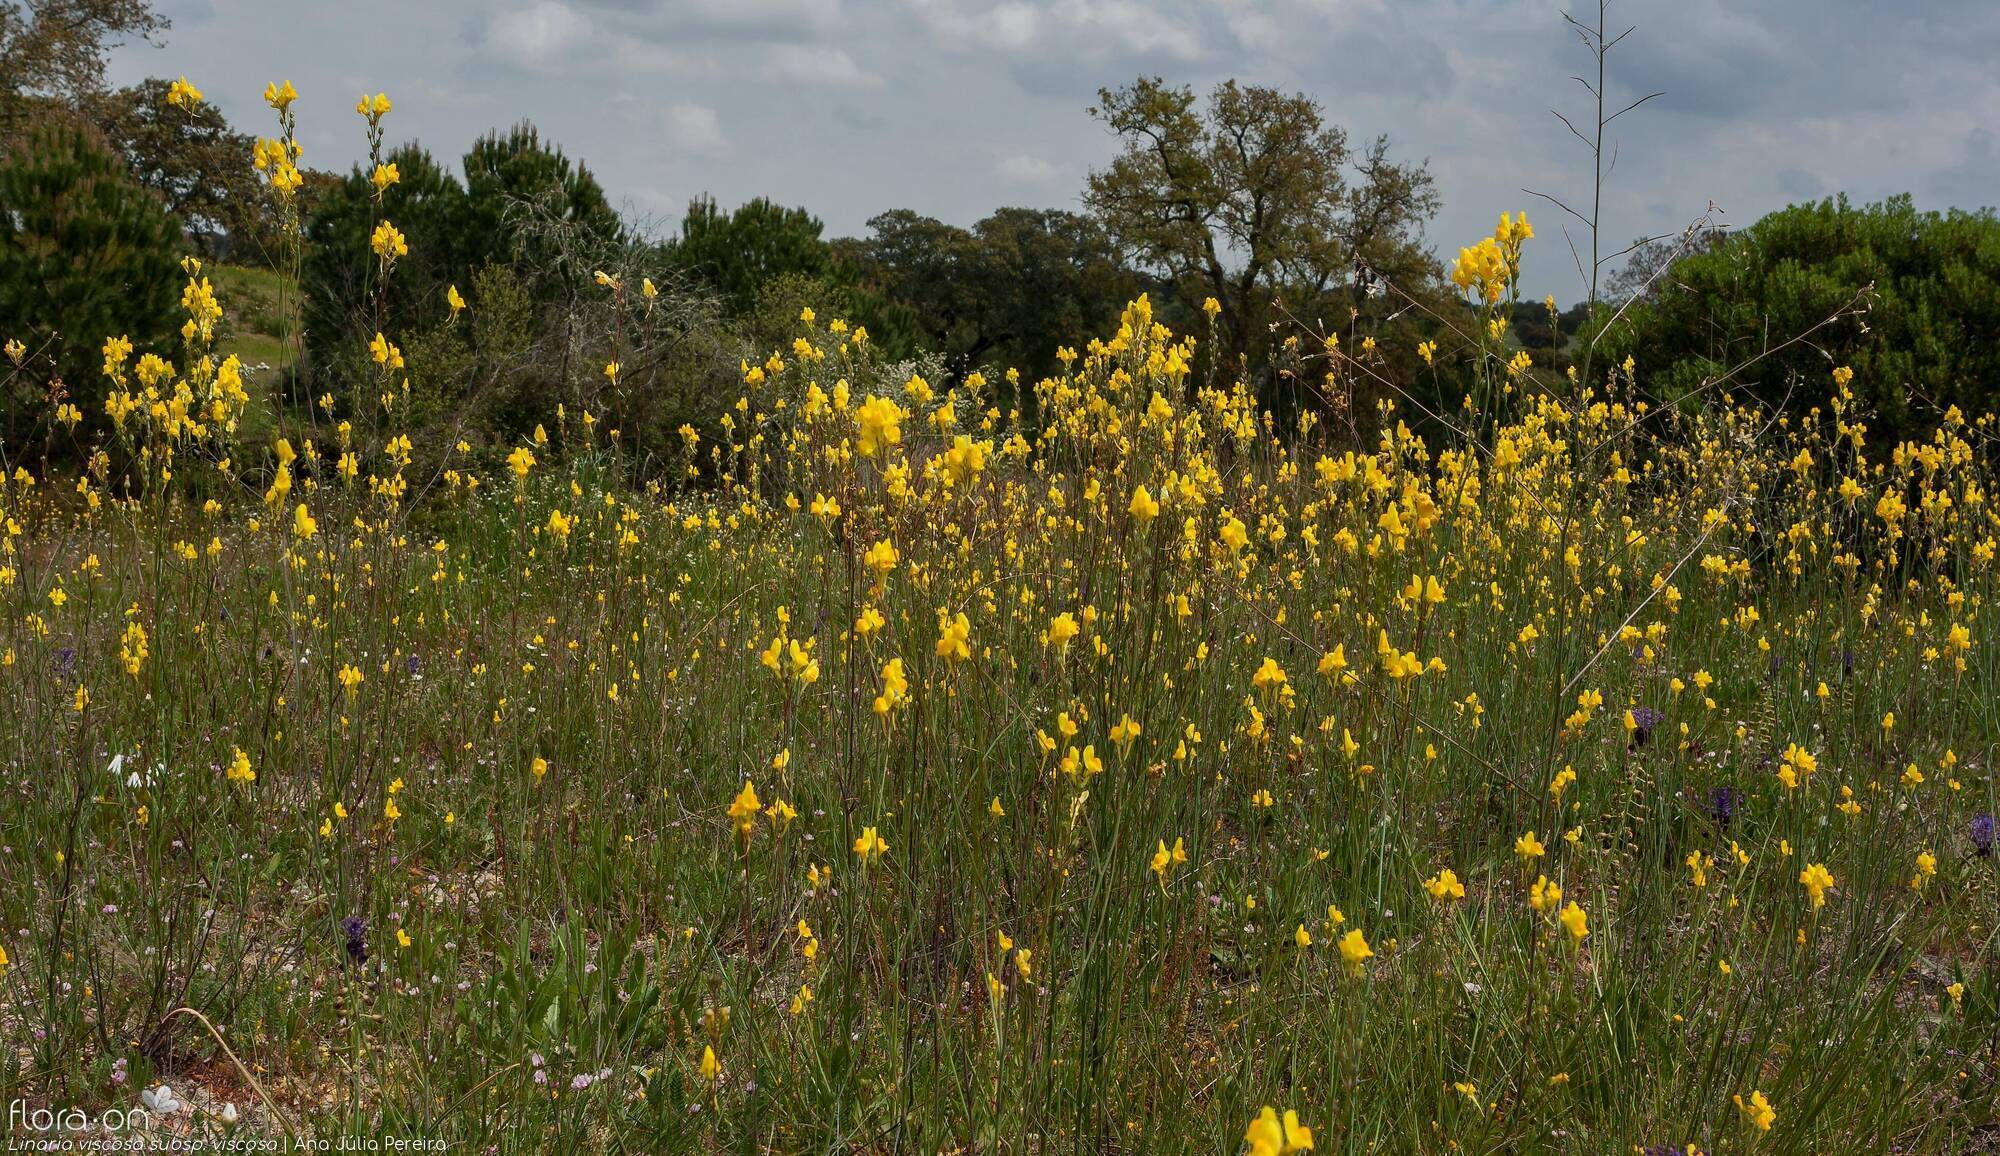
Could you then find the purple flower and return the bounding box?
[342,915,368,966]
[406,654,421,676]
[1973,814,1994,857]
[54,648,76,678]
[1628,706,1665,747]
[1707,786,1741,830]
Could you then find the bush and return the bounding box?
[1587,195,2000,444]
[0,119,182,445]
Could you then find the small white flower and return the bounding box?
[140,1084,183,1114]
[220,1102,239,1125]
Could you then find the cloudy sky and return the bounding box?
[109,0,2000,301]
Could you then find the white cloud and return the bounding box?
[662,102,728,156]
[904,0,1041,53]
[486,1,593,72]
[679,0,845,35]
[903,0,1203,61]
[767,45,883,88]
[1050,0,1202,61]
[997,153,1059,183]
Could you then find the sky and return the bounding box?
[107,0,2000,301]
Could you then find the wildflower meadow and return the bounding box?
[5,9,2000,1156]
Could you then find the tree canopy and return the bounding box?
[0,120,182,440]
[1084,77,1438,373]
[1587,195,2000,444]
[667,196,833,315]
[844,207,1135,384]
[90,77,271,259]
[300,124,620,375]
[0,0,164,133]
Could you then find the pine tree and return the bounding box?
[0,119,182,440]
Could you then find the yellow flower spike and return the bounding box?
[1128,484,1160,523]
[166,76,203,108]
[1424,869,1465,902]
[727,781,761,841]
[1734,1089,1775,1132]
[1338,928,1372,978]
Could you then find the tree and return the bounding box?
[844,207,1135,382]
[460,123,620,289]
[667,196,834,315]
[0,0,165,133]
[91,77,273,260]
[1084,77,1437,373]
[300,143,468,374]
[0,120,182,442]
[1585,195,2000,443]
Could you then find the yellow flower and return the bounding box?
[935,611,972,663]
[1514,830,1546,861]
[853,395,905,457]
[699,1045,720,1083]
[1150,836,1187,882]
[853,825,888,864]
[1044,612,1080,649]
[1424,869,1465,902]
[1529,875,1561,913]
[292,504,317,540]
[1799,862,1835,910]
[227,747,255,784]
[1128,484,1160,523]
[263,80,298,110]
[1245,1107,1314,1156]
[728,781,762,840]
[396,928,412,949]
[1734,1089,1775,1132]
[166,76,204,108]
[1559,901,1588,942]
[370,220,408,260]
[1338,928,1373,977]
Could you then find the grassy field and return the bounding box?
[2,251,1999,1153]
[208,262,298,371]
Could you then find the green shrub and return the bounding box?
[0,119,181,445]
[1586,195,2000,444]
